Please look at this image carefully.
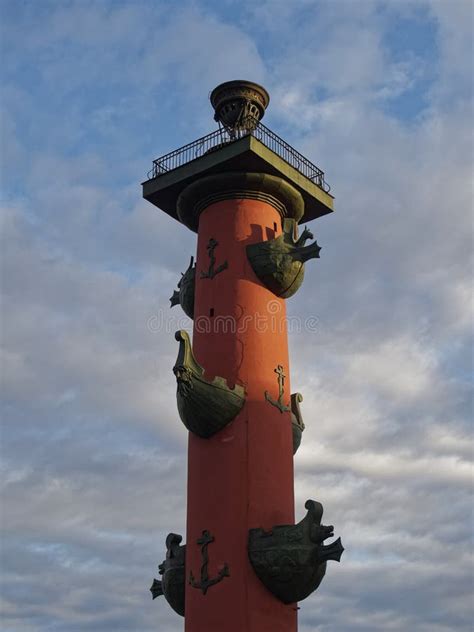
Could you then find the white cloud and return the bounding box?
[1,1,472,631]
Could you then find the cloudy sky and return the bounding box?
[1,1,472,631]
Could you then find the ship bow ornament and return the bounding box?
[248,500,344,604]
[246,218,321,298]
[291,392,305,454]
[170,256,196,319]
[173,330,246,438]
[150,533,186,617]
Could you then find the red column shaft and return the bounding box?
[185,198,297,632]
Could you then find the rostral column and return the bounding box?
[143,81,344,632]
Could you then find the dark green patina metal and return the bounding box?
[265,365,291,413]
[170,256,196,319]
[150,533,186,617]
[264,380,304,453]
[291,393,305,455]
[173,330,246,438]
[247,218,321,298]
[189,530,230,595]
[200,238,228,280]
[248,500,344,604]
[210,80,269,135]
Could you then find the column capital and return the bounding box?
[177,172,304,232]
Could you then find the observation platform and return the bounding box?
[142,122,334,231]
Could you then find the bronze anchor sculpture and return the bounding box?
[265,365,291,413]
[189,530,230,595]
[200,237,228,280]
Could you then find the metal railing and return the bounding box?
[147,122,330,192]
